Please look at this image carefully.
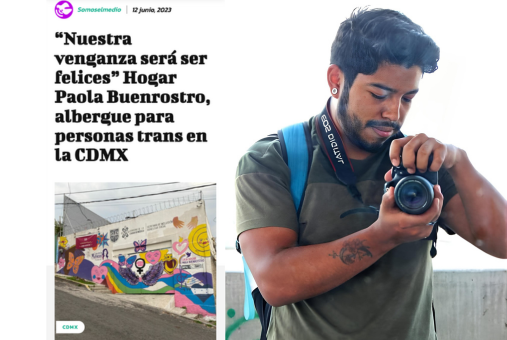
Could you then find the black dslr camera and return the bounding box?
[384,154,438,214]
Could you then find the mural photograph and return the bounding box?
[57,200,216,316]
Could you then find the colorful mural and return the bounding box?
[59,236,68,248]
[188,224,211,257]
[57,201,215,316]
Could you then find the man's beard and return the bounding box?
[336,84,401,154]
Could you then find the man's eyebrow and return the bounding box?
[368,83,419,95]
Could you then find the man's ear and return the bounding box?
[327,64,344,99]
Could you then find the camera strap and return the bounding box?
[316,100,364,203]
[316,98,405,212]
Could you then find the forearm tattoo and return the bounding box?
[329,239,372,265]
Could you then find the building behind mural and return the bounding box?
[57,200,216,316]
[62,195,111,235]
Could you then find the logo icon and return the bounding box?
[110,228,119,243]
[55,1,73,19]
[122,226,129,239]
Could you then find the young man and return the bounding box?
[235,8,507,340]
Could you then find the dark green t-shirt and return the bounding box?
[236,114,457,340]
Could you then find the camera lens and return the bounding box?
[400,182,426,208]
[394,176,434,214]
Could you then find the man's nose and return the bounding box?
[382,97,402,121]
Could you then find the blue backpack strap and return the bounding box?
[239,122,313,320]
[278,121,312,214]
[242,256,256,320]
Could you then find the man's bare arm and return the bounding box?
[240,185,443,307]
[441,150,507,258]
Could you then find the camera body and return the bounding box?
[384,155,438,215]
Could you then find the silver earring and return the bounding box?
[332,88,338,95]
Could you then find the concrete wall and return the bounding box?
[433,270,507,340]
[225,270,507,340]
[226,273,262,340]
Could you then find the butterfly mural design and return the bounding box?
[134,239,147,253]
[118,254,136,268]
[66,252,84,275]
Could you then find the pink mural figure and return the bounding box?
[58,258,65,269]
[187,216,198,229]
[91,266,108,284]
[173,216,185,228]
[145,250,161,264]
[173,238,189,255]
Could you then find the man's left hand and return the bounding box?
[385,134,461,181]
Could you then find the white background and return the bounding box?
[3,0,507,339]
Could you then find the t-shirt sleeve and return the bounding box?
[437,166,458,235]
[236,136,299,237]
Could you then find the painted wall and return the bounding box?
[57,201,215,316]
[225,271,507,340]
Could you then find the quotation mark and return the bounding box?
[111,71,119,77]
[55,32,64,38]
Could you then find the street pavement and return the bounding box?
[55,280,215,340]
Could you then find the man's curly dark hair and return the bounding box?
[331,8,440,87]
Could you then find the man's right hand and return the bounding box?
[372,184,443,249]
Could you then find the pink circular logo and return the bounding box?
[55,1,73,19]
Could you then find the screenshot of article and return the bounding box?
[46,1,223,339]
[3,1,506,340]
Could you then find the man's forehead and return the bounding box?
[355,64,422,92]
